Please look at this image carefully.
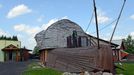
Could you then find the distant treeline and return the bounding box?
[0,35,18,41]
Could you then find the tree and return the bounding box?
[12,36,18,41]
[7,37,12,40]
[123,35,134,54]
[33,46,40,55]
[3,36,6,40]
[0,35,19,41]
[14,36,18,41]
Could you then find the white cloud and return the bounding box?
[14,24,41,49]
[130,14,134,20]
[41,18,58,30]
[0,29,10,36]
[26,27,41,36]
[112,36,126,40]
[14,24,41,36]
[7,4,31,19]
[94,9,110,24]
[97,16,109,24]
[101,35,126,41]
[130,32,134,39]
[130,32,134,35]
[14,24,28,31]
[27,37,36,49]
[17,34,36,49]
[61,16,68,19]
[41,16,68,30]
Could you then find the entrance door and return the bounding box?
[9,51,12,61]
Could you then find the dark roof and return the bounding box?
[2,44,19,51]
[39,48,55,51]
[20,48,32,51]
[2,44,32,51]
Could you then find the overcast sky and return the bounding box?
[0,0,134,49]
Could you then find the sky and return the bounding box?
[0,0,134,50]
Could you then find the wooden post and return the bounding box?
[16,51,19,62]
[43,50,45,64]
[109,0,126,43]
[4,52,6,61]
[41,50,45,64]
[44,50,48,65]
[80,68,85,75]
[40,51,43,64]
[93,0,100,49]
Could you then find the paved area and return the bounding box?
[0,60,34,75]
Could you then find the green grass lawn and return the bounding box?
[116,62,134,75]
[22,63,62,75]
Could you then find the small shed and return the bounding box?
[19,47,32,61]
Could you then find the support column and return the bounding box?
[4,52,6,61]
[16,51,19,62]
[42,50,45,64]
[119,50,121,61]
[44,50,48,65]
[80,69,85,75]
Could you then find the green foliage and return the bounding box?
[33,46,40,55]
[125,48,134,54]
[22,68,62,75]
[123,35,134,54]
[0,35,18,41]
[116,62,134,75]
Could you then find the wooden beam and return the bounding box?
[45,50,48,63]
[93,0,100,49]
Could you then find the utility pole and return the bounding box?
[93,0,100,49]
[109,0,126,43]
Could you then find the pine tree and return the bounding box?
[3,36,6,40]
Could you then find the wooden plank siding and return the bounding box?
[44,45,113,73]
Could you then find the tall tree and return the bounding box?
[12,36,18,41]
[123,35,134,54]
[14,36,18,41]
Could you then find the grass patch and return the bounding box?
[116,62,134,75]
[22,63,62,75]
[22,68,62,75]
